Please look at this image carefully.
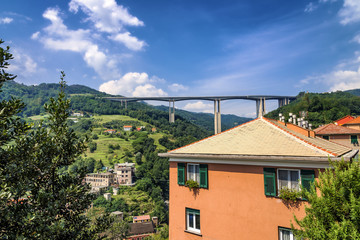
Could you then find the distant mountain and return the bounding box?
[265,91,360,128]
[154,105,252,132]
[345,89,360,97]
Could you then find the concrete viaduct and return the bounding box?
[105,95,296,134]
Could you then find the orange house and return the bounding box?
[334,115,355,126]
[159,117,358,240]
[343,116,360,130]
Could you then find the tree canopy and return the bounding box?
[0,40,108,239]
[293,159,360,239]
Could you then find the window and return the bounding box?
[279,227,296,240]
[263,168,315,197]
[187,164,200,183]
[178,163,208,188]
[278,169,300,191]
[323,135,329,140]
[186,208,200,234]
[351,135,359,145]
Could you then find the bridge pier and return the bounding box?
[278,97,290,108]
[256,98,266,118]
[169,100,175,123]
[214,100,221,134]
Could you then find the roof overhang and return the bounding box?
[159,150,358,169]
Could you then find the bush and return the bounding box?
[278,187,301,202]
[185,180,199,190]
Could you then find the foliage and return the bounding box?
[266,92,360,128]
[93,196,128,213]
[293,160,360,239]
[185,180,199,190]
[89,142,97,153]
[107,217,129,240]
[0,40,108,239]
[278,187,301,202]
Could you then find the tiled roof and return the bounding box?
[133,215,150,221]
[343,116,360,125]
[168,118,352,158]
[334,115,355,125]
[129,222,154,235]
[314,123,360,135]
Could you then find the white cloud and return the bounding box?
[31,31,40,40]
[0,17,13,24]
[339,0,360,25]
[99,72,168,97]
[7,49,38,78]
[328,67,360,91]
[36,7,119,80]
[69,0,144,33]
[133,84,167,97]
[183,101,213,113]
[109,32,146,51]
[168,83,188,92]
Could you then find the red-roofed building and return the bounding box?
[133,215,150,223]
[123,125,132,131]
[343,116,360,130]
[159,117,358,239]
[103,129,116,134]
[334,115,355,126]
[314,123,360,149]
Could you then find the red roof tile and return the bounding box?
[343,116,360,125]
[334,115,355,125]
[314,123,360,135]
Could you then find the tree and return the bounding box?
[293,159,360,239]
[0,40,109,239]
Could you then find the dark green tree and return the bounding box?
[0,40,108,239]
[293,160,360,239]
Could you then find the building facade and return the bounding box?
[314,123,360,149]
[114,162,135,185]
[160,117,357,240]
[85,172,115,187]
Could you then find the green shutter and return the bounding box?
[178,163,185,185]
[199,164,208,188]
[351,135,358,144]
[263,168,276,196]
[301,170,315,192]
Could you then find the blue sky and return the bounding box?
[1,0,360,117]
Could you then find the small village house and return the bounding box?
[314,123,360,149]
[342,116,360,130]
[334,115,355,126]
[123,125,133,131]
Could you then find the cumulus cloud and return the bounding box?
[339,0,360,25]
[327,67,360,91]
[168,83,188,92]
[183,101,213,113]
[0,17,13,24]
[36,7,119,79]
[109,32,146,51]
[69,0,144,33]
[69,0,146,51]
[99,72,168,97]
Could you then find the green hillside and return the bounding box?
[265,91,360,128]
[154,105,252,132]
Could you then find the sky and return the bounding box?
[1,0,360,117]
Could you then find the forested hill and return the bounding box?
[265,91,360,128]
[154,106,252,132]
[1,81,251,140]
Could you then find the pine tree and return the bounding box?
[293,159,360,239]
[0,39,109,239]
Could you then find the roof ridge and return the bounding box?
[262,117,336,156]
[168,118,259,153]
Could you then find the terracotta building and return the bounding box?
[314,123,360,149]
[159,117,358,240]
[334,115,355,126]
[342,116,360,130]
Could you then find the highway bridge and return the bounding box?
[105,95,297,134]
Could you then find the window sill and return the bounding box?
[185,230,202,236]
